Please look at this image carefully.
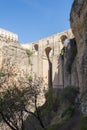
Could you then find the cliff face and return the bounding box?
[63,38,79,88]
[70,0,87,91]
[0,40,30,90]
[0,40,30,129]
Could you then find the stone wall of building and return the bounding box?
[0,28,18,42]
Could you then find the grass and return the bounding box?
[61,106,75,119]
[46,116,70,130]
[44,106,75,130]
[46,123,62,130]
[80,115,87,130]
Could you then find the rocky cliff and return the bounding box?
[70,0,87,91]
[70,0,87,116]
[0,39,30,129]
[0,40,30,90]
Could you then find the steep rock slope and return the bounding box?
[70,0,87,90]
[0,40,30,89]
[0,40,30,129]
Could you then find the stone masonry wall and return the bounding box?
[22,29,74,89]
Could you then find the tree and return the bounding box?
[0,77,45,130]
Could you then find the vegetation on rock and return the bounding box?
[60,86,79,105]
[0,77,45,130]
[60,47,65,60]
[80,115,87,130]
[0,70,5,77]
[26,49,33,57]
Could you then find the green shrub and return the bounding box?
[61,106,75,119]
[80,115,87,130]
[40,88,60,126]
[46,124,61,130]
[0,70,5,77]
[28,75,32,82]
[40,88,54,119]
[45,88,60,112]
[60,47,65,60]
[26,49,33,57]
[60,86,79,105]
[26,49,33,64]
[46,119,68,130]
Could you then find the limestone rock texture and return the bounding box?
[70,0,87,116]
[70,0,87,91]
[0,40,30,90]
[64,38,79,88]
[0,40,30,130]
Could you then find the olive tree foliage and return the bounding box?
[0,76,45,130]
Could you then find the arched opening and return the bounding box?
[45,47,51,59]
[34,44,38,55]
[34,44,38,51]
[61,35,70,47]
[45,47,52,88]
[61,35,67,43]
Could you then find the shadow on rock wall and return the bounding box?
[53,38,79,91]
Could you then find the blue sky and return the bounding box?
[0,0,73,43]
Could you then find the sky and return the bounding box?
[0,0,73,43]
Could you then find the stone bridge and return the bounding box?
[0,28,75,89]
[22,29,74,89]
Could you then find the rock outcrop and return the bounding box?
[63,38,79,88]
[70,0,87,116]
[0,40,30,90]
[70,0,87,91]
[0,40,30,130]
